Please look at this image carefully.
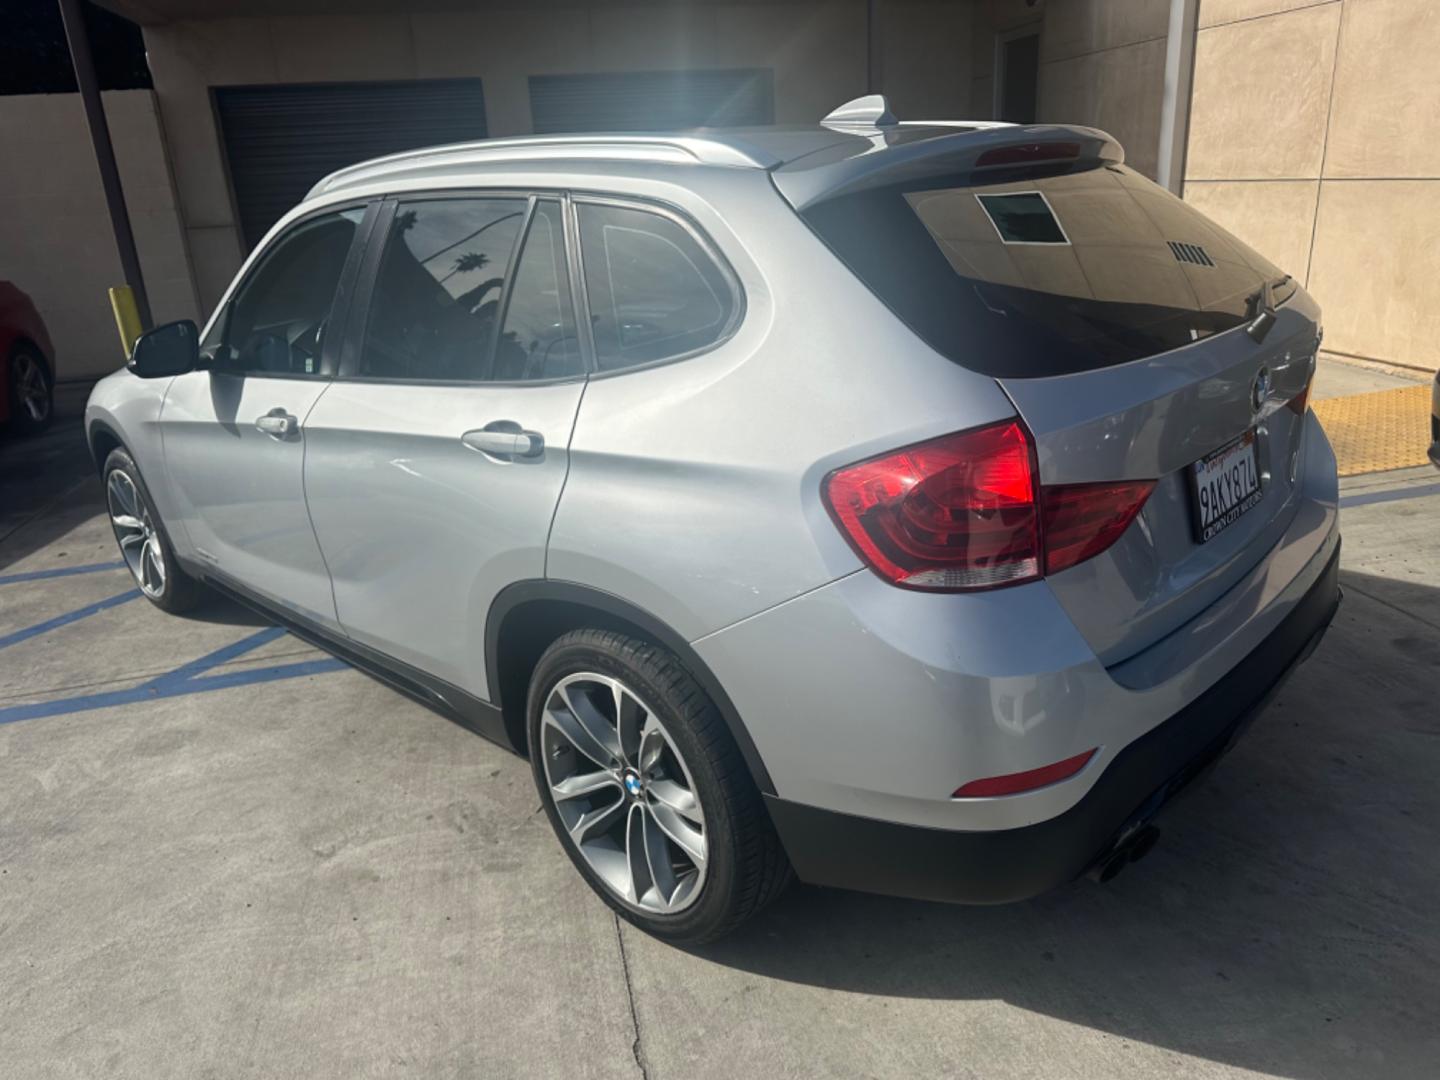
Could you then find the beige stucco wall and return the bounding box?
[969,0,1169,180]
[1185,0,1440,371]
[143,2,973,319]
[0,90,198,381]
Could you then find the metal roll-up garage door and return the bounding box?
[528,69,774,134]
[215,79,488,250]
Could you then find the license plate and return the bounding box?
[1190,430,1262,543]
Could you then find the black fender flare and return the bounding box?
[485,579,776,795]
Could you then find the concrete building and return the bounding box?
[1,0,1434,382]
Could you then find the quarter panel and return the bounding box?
[546,171,1018,641]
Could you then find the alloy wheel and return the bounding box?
[540,672,708,914]
[107,470,167,598]
[13,354,49,422]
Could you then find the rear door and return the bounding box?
[796,157,1320,665]
[162,204,370,630]
[303,194,586,700]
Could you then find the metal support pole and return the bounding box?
[866,0,879,94]
[58,0,152,329]
[1157,0,1200,195]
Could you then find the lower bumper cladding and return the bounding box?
[765,543,1342,905]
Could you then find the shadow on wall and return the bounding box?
[694,568,1440,1079]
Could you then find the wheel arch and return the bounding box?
[86,418,126,476]
[485,580,775,795]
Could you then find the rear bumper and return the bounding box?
[765,542,1341,904]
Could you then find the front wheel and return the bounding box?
[104,448,206,613]
[528,629,790,944]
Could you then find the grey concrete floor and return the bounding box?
[1312,352,1429,401]
[2,414,1438,1079]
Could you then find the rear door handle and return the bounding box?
[255,408,298,439]
[462,424,545,461]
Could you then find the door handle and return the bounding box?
[255,408,298,439]
[462,424,545,461]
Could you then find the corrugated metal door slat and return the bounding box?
[216,79,488,249]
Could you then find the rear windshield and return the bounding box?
[800,164,1296,378]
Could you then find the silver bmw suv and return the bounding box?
[87,96,1341,943]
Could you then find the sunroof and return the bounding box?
[975,192,1068,245]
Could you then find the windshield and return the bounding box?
[800,163,1296,378]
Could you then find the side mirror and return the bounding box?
[129,319,199,378]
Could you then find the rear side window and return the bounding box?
[578,202,737,372]
[360,197,526,381]
[801,164,1295,378]
[494,200,582,381]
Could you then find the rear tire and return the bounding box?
[103,448,207,614]
[528,629,790,944]
[7,342,53,434]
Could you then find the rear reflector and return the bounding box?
[953,748,1098,798]
[823,420,1153,592]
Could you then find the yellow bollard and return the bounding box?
[108,286,144,359]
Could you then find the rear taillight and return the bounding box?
[1287,378,1312,416]
[1042,480,1156,575]
[822,420,1154,592]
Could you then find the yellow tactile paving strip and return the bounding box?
[1311,383,1432,477]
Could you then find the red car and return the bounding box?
[0,282,55,434]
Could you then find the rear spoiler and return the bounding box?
[772,124,1124,211]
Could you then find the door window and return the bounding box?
[493,200,582,381]
[203,207,364,376]
[359,197,527,381]
[577,202,737,372]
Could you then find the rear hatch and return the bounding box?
[779,128,1321,665]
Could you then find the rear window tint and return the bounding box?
[802,164,1295,378]
[578,202,737,372]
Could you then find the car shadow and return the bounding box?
[0,415,99,571]
[690,569,1440,1080]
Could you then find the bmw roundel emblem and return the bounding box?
[623,771,643,796]
[1251,366,1272,415]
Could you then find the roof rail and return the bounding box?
[307,134,777,199]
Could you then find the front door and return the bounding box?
[162,205,368,629]
[304,196,586,699]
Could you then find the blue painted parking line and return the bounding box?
[0,655,349,727]
[0,561,126,587]
[142,626,287,689]
[0,590,142,651]
[1339,481,1440,510]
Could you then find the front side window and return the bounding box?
[204,206,364,375]
[360,197,526,381]
[578,203,736,372]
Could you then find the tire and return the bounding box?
[103,447,207,614]
[7,342,53,434]
[528,629,790,944]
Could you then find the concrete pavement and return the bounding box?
[2,405,1438,1079]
